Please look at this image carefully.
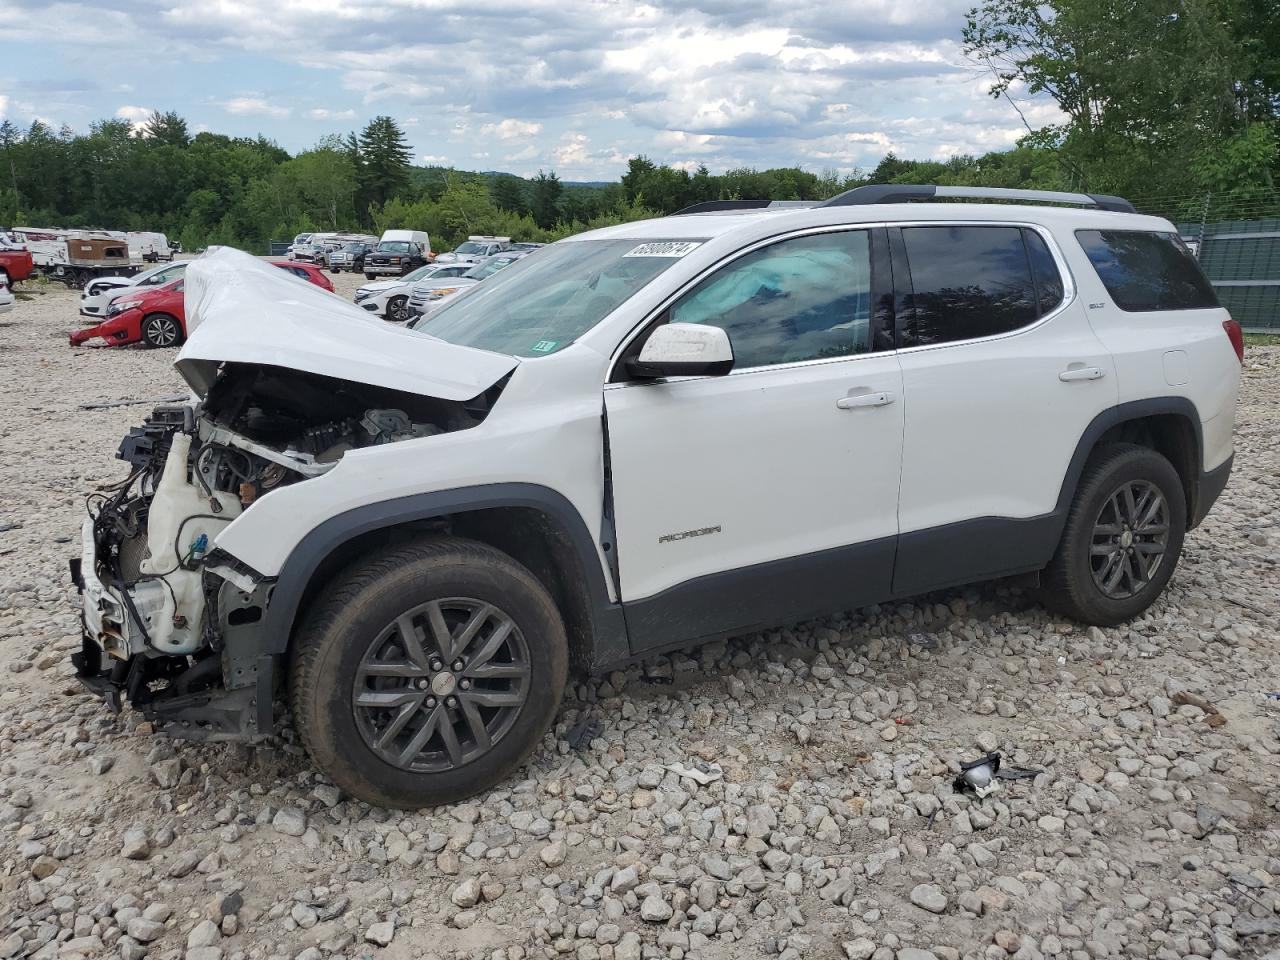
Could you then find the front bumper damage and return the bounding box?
[71,522,278,741]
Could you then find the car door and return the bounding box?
[604,227,905,652]
[890,222,1117,595]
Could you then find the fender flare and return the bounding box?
[1052,396,1204,525]
[249,482,625,663]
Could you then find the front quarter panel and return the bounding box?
[211,347,614,595]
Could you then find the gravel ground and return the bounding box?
[1,276,1278,960]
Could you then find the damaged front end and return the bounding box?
[71,363,506,740]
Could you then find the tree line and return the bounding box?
[0,0,1274,252]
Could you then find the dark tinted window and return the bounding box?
[1076,230,1218,311]
[669,231,873,367]
[1025,229,1065,314]
[901,226,1038,345]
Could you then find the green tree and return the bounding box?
[357,116,412,217]
[490,174,528,214]
[144,111,191,147]
[963,0,1279,196]
[530,169,562,228]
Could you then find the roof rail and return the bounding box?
[817,184,1137,214]
[671,199,816,216]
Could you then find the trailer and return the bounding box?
[10,227,138,287]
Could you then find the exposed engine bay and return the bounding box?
[72,362,505,738]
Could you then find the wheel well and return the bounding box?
[288,507,599,672]
[1094,413,1199,521]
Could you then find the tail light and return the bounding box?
[1222,317,1244,363]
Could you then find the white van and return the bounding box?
[127,232,173,263]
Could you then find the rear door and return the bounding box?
[605,227,905,651]
[891,222,1116,595]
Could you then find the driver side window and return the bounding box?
[669,230,873,368]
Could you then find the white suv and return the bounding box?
[71,186,1241,808]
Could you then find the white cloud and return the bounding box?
[308,107,356,121]
[222,97,290,119]
[7,0,1064,179]
[114,104,152,133]
[479,118,542,140]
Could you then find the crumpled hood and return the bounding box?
[176,247,518,401]
[357,277,411,293]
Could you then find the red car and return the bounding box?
[0,247,34,285]
[70,260,335,348]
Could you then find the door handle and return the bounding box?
[837,390,897,410]
[1059,365,1105,382]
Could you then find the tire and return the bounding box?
[1041,443,1186,626]
[365,272,376,280]
[386,295,409,323]
[141,312,183,348]
[289,536,568,809]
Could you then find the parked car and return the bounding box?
[80,261,188,318]
[433,235,511,265]
[0,245,34,286]
[70,258,333,347]
[328,241,376,273]
[508,242,546,253]
[354,262,472,321]
[269,259,336,293]
[69,189,1240,809]
[406,249,528,318]
[365,230,432,278]
[0,278,13,315]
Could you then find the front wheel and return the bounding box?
[364,272,376,280]
[289,537,568,809]
[141,312,183,348]
[386,295,409,323]
[1041,443,1186,626]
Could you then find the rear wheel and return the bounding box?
[386,295,409,322]
[365,272,376,280]
[141,312,183,348]
[289,537,568,809]
[1041,443,1186,626]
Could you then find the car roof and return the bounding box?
[566,202,1173,244]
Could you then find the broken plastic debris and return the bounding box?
[562,714,603,751]
[663,761,723,786]
[954,753,1001,797]
[953,751,1045,797]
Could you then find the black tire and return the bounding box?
[1041,443,1186,626]
[386,295,409,323]
[364,272,376,280]
[140,312,183,348]
[289,536,568,809]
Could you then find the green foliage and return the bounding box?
[964,0,1279,197]
[356,116,412,215]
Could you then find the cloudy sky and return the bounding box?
[0,0,1059,181]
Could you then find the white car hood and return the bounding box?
[176,247,518,401]
[357,278,411,293]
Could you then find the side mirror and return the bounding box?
[626,323,734,379]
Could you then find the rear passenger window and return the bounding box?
[1025,229,1065,314]
[900,226,1043,346]
[1076,230,1218,311]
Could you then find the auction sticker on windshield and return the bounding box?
[623,241,702,258]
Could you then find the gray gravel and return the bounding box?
[1,278,1278,960]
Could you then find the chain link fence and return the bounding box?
[1131,193,1280,333]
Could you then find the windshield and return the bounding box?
[377,241,412,254]
[409,238,698,357]
[464,256,520,280]
[342,242,364,251]
[454,241,486,255]
[404,265,438,281]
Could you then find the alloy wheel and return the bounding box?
[352,598,531,772]
[388,296,409,322]
[145,316,178,347]
[1089,480,1170,599]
